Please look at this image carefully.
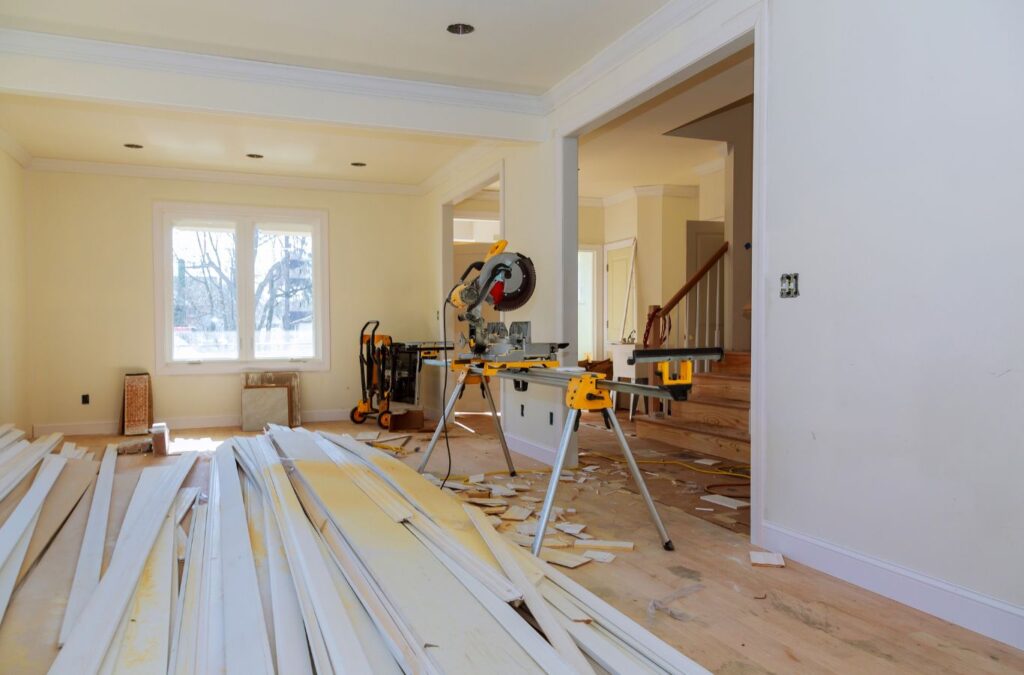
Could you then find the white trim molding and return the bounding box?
[0,28,546,116]
[152,201,331,376]
[763,522,1024,650]
[693,157,726,176]
[29,158,423,195]
[544,0,719,111]
[505,432,560,467]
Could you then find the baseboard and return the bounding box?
[32,420,120,437]
[32,408,347,436]
[762,521,1024,650]
[505,432,558,466]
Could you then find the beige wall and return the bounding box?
[698,169,725,221]
[23,170,435,429]
[0,151,27,429]
[578,204,604,244]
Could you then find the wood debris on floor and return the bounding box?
[0,421,712,674]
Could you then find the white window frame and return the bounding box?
[153,201,330,375]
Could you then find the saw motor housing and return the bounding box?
[449,240,562,361]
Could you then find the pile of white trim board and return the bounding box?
[0,423,709,674]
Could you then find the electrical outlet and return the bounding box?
[81,394,90,405]
[780,273,799,298]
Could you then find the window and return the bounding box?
[154,203,329,374]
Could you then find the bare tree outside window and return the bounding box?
[171,227,239,360]
[254,229,315,358]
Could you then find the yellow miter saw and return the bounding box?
[448,240,565,361]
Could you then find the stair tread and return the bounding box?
[634,414,750,442]
[694,372,749,382]
[678,395,749,410]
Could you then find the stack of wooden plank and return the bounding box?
[0,422,709,674]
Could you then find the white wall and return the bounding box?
[0,150,27,429]
[760,0,1024,613]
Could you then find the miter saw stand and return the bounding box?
[419,345,724,556]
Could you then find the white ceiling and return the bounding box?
[0,94,480,185]
[579,50,754,199]
[0,0,671,94]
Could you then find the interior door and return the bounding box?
[604,242,635,348]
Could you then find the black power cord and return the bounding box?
[439,291,456,490]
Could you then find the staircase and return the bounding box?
[634,351,750,463]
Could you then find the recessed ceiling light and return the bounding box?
[246,153,264,159]
[123,143,143,149]
[446,23,474,35]
[350,162,367,167]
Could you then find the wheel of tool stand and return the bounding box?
[378,411,392,429]
[350,407,367,424]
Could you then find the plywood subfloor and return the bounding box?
[49,417,1024,675]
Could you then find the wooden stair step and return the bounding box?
[713,351,751,376]
[633,415,750,463]
[692,373,749,403]
[666,397,748,431]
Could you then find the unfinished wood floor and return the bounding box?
[53,417,1023,675]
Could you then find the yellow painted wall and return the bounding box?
[601,196,637,243]
[0,151,27,429]
[698,169,725,221]
[23,170,435,429]
[578,204,604,244]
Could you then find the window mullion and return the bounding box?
[237,219,255,362]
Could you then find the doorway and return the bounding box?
[567,30,765,540]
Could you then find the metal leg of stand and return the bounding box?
[481,378,516,476]
[417,372,467,473]
[605,409,674,550]
[531,409,580,556]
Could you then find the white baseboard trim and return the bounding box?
[32,408,349,437]
[505,432,557,466]
[33,420,120,437]
[762,521,1024,650]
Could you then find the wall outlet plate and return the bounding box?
[81,394,90,405]
[780,273,799,298]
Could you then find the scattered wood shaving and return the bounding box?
[749,551,785,568]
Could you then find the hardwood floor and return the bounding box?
[43,417,1024,675]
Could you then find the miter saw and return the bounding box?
[448,240,566,362]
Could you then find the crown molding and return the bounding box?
[417,141,502,196]
[693,157,726,176]
[27,158,422,195]
[635,184,699,199]
[0,127,31,167]
[543,0,716,111]
[578,196,604,208]
[598,184,699,208]
[0,29,547,117]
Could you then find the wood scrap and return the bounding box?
[499,505,533,521]
[573,539,635,552]
[749,551,786,568]
[699,494,750,510]
[582,550,616,563]
[538,547,592,569]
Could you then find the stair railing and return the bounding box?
[643,241,728,374]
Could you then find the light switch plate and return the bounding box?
[780,273,799,298]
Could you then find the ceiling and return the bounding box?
[0,0,671,94]
[579,49,754,199]
[0,94,480,185]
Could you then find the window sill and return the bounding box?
[154,358,330,377]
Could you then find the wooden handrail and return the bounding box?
[656,241,729,319]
